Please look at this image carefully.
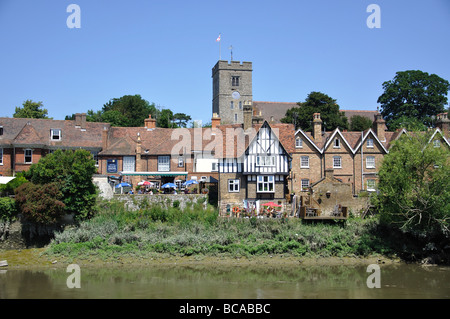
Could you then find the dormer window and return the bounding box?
[295,137,303,148]
[334,138,340,148]
[51,129,62,141]
[433,140,440,148]
[367,138,374,148]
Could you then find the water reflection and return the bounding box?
[1,264,450,299]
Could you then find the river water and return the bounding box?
[1,263,450,299]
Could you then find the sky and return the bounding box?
[1,0,449,126]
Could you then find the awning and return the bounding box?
[0,176,16,184]
[120,171,188,177]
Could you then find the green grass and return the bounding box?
[46,198,394,260]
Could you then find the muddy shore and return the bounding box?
[1,247,403,270]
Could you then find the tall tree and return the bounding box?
[349,115,373,131]
[173,113,192,128]
[157,109,175,128]
[14,100,50,119]
[281,91,348,131]
[377,70,450,129]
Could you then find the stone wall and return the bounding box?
[114,194,208,210]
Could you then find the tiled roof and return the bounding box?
[0,117,110,149]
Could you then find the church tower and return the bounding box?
[212,60,253,124]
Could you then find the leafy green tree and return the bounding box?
[281,91,348,131]
[25,149,98,220]
[66,95,160,127]
[349,115,373,131]
[387,115,427,131]
[374,132,450,239]
[0,197,17,221]
[0,173,28,196]
[158,109,175,128]
[377,70,450,129]
[173,112,192,128]
[13,100,50,119]
[15,182,65,224]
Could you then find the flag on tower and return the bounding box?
[216,34,221,42]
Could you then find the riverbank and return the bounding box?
[0,247,402,270]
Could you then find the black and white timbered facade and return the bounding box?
[218,121,292,212]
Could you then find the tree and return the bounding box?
[158,109,175,128]
[13,100,50,119]
[24,149,98,220]
[15,182,65,224]
[281,91,348,131]
[349,115,373,131]
[387,115,427,132]
[377,70,450,129]
[374,132,450,239]
[66,95,160,127]
[173,113,192,128]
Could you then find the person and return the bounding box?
[149,190,153,195]
[129,189,133,194]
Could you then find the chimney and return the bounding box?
[75,113,81,127]
[144,114,156,129]
[243,101,253,131]
[102,126,109,150]
[373,112,386,142]
[436,112,449,134]
[313,113,322,143]
[211,113,221,129]
[80,113,86,130]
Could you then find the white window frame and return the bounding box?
[334,138,340,148]
[91,151,99,167]
[256,155,275,167]
[295,137,303,148]
[300,156,309,168]
[367,179,376,191]
[123,156,136,172]
[211,162,218,171]
[333,156,342,169]
[50,128,62,141]
[24,149,33,164]
[178,156,184,168]
[158,156,170,172]
[228,179,240,192]
[257,175,275,193]
[433,139,440,148]
[301,179,309,190]
[366,156,375,169]
[367,138,374,148]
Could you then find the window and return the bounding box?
[234,113,238,122]
[232,76,240,86]
[239,101,242,109]
[91,151,99,167]
[333,156,341,168]
[301,179,310,190]
[211,162,218,171]
[178,156,184,167]
[0,126,3,136]
[256,156,275,166]
[230,101,234,109]
[228,179,240,192]
[366,156,375,169]
[0,148,3,165]
[367,138,374,148]
[158,156,170,171]
[367,179,376,191]
[123,156,135,172]
[295,137,303,148]
[433,140,440,148]
[334,138,340,148]
[51,129,61,141]
[300,156,309,168]
[257,175,274,193]
[25,149,32,164]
